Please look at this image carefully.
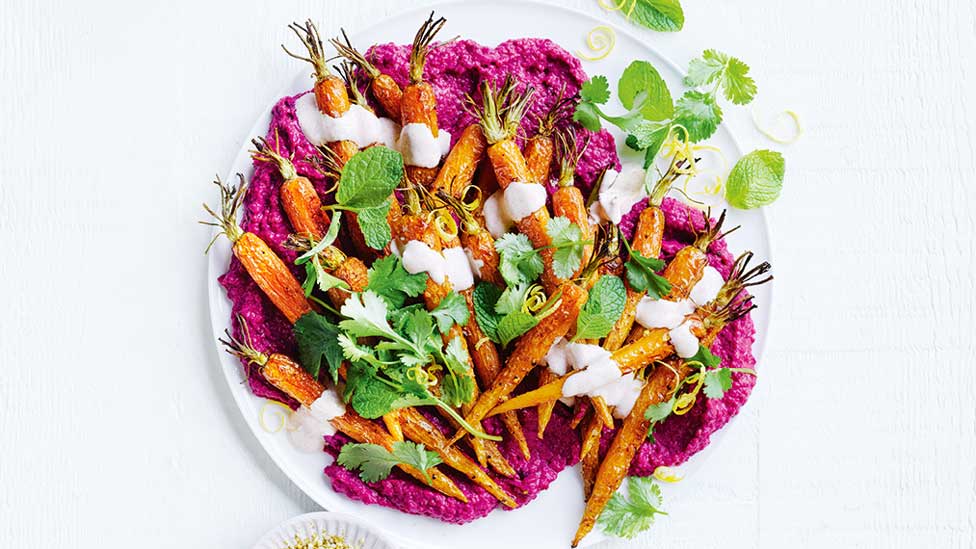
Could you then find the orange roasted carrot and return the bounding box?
[435,125,488,196]
[251,136,330,241]
[331,29,403,123]
[579,412,603,499]
[524,87,571,184]
[282,20,358,164]
[401,13,448,188]
[551,130,593,280]
[220,319,466,502]
[202,175,312,324]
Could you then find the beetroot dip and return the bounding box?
[218,39,757,524]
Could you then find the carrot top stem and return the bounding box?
[250,135,297,181]
[714,251,772,306]
[335,60,372,110]
[282,20,332,82]
[537,85,573,138]
[470,75,535,145]
[330,29,381,80]
[283,234,347,270]
[201,174,246,250]
[310,144,344,182]
[219,315,268,367]
[409,12,447,84]
[555,128,588,188]
[693,209,738,251]
[436,190,481,234]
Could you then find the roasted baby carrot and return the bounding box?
[283,20,358,164]
[551,131,593,280]
[663,209,735,301]
[330,29,404,123]
[203,176,312,324]
[220,319,465,502]
[524,87,571,183]
[401,13,448,188]
[579,412,603,499]
[251,136,330,241]
[435,124,488,196]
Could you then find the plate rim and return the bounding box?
[206,1,774,547]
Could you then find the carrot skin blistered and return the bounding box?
[233,232,312,324]
[524,135,555,184]
[552,186,592,279]
[661,246,709,301]
[488,140,532,188]
[435,125,487,196]
[280,176,330,240]
[371,74,403,124]
[314,75,352,118]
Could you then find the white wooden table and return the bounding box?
[1,0,973,547]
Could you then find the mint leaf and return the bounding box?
[630,0,684,32]
[366,255,427,308]
[725,149,785,209]
[580,75,611,104]
[293,312,344,381]
[547,216,586,279]
[598,476,667,539]
[472,282,503,343]
[574,275,627,341]
[431,291,470,333]
[624,251,672,299]
[495,233,544,286]
[703,367,733,399]
[336,146,404,209]
[618,61,673,121]
[672,91,722,142]
[337,441,442,484]
[496,311,539,347]
[345,362,402,419]
[357,201,392,250]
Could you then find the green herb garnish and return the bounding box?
[622,238,672,299]
[293,312,345,381]
[495,233,544,286]
[329,147,404,249]
[337,441,443,484]
[725,149,785,209]
[598,476,668,539]
[365,255,427,308]
[431,290,470,333]
[573,275,626,341]
[547,216,588,279]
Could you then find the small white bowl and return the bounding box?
[252,512,400,549]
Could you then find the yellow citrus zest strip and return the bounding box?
[575,26,616,62]
[751,108,803,144]
[258,401,292,434]
[653,466,685,483]
[598,0,631,11]
[522,284,548,314]
[428,208,459,242]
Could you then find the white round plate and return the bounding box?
[207,1,773,548]
[252,511,398,549]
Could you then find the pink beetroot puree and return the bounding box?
[218,39,757,524]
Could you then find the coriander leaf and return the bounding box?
[684,50,757,105]
[442,336,470,376]
[337,332,383,367]
[684,50,727,88]
[440,371,475,408]
[496,311,539,347]
[337,441,442,484]
[357,201,392,250]
[367,255,427,308]
[624,251,672,299]
[336,146,404,209]
[703,367,733,399]
[645,397,675,424]
[293,312,344,381]
[618,61,673,121]
[725,149,785,209]
[630,0,684,32]
[495,233,544,286]
[495,282,532,316]
[574,275,627,341]
[720,55,757,105]
[547,216,586,279]
[431,291,470,333]
[573,102,603,132]
[580,75,611,104]
[339,291,397,340]
[472,282,503,343]
[598,476,667,539]
[688,345,722,369]
[308,256,349,295]
[672,91,722,142]
[401,308,436,354]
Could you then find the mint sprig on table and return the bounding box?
[598,476,668,539]
[574,52,786,209]
[337,441,443,484]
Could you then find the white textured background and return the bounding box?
[1,0,974,547]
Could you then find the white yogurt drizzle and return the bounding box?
[397,123,452,168]
[668,320,700,359]
[442,246,475,291]
[286,390,346,452]
[401,240,446,284]
[635,297,696,330]
[596,166,647,224]
[483,191,514,239]
[689,266,724,306]
[502,182,548,222]
[294,95,398,149]
[544,339,641,419]
[464,248,484,280]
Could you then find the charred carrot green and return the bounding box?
[220,319,465,502]
[283,20,359,166]
[203,176,312,324]
[251,136,330,241]
[330,29,404,123]
[401,13,448,188]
